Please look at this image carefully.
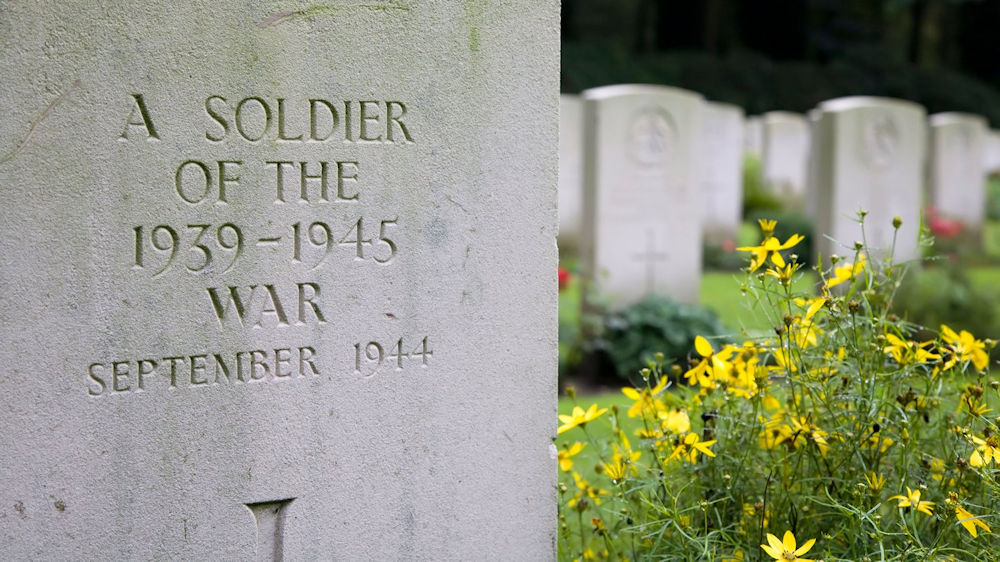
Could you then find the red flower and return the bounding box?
[558,267,571,291]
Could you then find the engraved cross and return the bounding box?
[632,228,668,295]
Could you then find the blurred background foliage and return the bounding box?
[562,0,1000,125]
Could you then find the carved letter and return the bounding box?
[119,94,160,141]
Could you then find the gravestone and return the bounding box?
[983,130,1000,175]
[744,116,764,157]
[809,97,926,262]
[581,84,703,305]
[559,94,584,254]
[0,2,558,559]
[761,111,810,200]
[700,102,745,243]
[928,112,988,229]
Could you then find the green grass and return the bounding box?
[700,270,818,337]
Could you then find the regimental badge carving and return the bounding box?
[630,109,675,168]
[861,111,900,170]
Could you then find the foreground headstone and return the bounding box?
[809,97,926,262]
[581,84,703,305]
[0,2,558,559]
[559,94,584,254]
[761,111,810,199]
[700,102,745,243]
[928,112,988,229]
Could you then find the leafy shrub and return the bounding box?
[741,155,782,218]
[893,266,999,350]
[986,177,1000,222]
[590,295,726,384]
[558,216,1000,560]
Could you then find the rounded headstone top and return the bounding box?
[705,100,744,118]
[762,110,807,124]
[818,96,925,116]
[582,83,703,102]
[929,111,988,128]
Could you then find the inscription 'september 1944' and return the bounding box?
[86,94,430,396]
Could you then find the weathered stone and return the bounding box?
[0,2,558,559]
[581,84,703,305]
[809,97,926,262]
[700,102,745,243]
[928,112,989,229]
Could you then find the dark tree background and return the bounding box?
[562,0,1000,124]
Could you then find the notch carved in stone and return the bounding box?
[246,498,294,562]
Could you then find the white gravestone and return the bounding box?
[581,84,703,305]
[744,116,764,157]
[700,102,745,243]
[983,130,1000,175]
[928,112,988,229]
[809,97,926,262]
[0,2,558,559]
[559,94,585,254]
[762,111,811,199]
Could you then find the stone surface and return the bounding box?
[983,130,1000,175]
[581,84,703,305]
[928,112,988,228]
[761,111,810,199]
[809,96,926,262]
[0,2,558,559]
[559,94,584,254]
[744,116,763,156]
[700,102,745,242]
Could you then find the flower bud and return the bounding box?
[893,215,902,229]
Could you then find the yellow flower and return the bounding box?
[683,336,734,389]
[558,442,584,472]
[659,409,691,435]
[955,504,991,538]
[883,333,940,366]
[738,233,805,272]
[969,434,1000,467]
[621,375,669,418]
[941,325,990,371]
[758,219,777,238]
[864,471,886,493]
[760,530,816,562]
[825,254,866,289]
[887,487,934,515]
[568,471,608,507]
[765,262,800,284]
[667,432,717,463]
[604,459,627,482]
[558,404,608,435]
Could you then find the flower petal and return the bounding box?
[694,336,714,358]
[782,530,797,551]
[794,537,816,556]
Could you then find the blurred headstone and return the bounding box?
[559,94,584,255]
[762,111,810,200]
[581,84,703,305]
[928,112,988,229]
[701,102,745,244]
[983,130,1000,175]
[744,116,763,157]
[809,97,926,262]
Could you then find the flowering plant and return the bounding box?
[558,215,999,561]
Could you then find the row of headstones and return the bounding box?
[560,85,1000,307]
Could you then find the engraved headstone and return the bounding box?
[928,112,988,229]
[761,111,811,199]
[0,2,558,559]
[559,94,584,254]
[700,102,745,243]
[809,97,926,262]
[581,84,703,305]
